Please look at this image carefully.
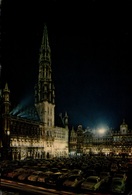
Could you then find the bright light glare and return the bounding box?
[98,128,105,135]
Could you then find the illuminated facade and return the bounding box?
[112,119,132,156]
[0,25,69,160]
[69,120,132,157]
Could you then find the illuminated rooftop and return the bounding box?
[10,104,40,122]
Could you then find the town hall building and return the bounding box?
[0,25,69,160]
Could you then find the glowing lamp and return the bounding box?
[98,128,105,135]
[7,130,10,135]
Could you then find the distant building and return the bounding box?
[69,119,132,157]
[112,119,132,156]
[0,25,69,160]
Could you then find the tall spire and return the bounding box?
[35,24,55,127]
[36,24,54,103]
[39,24,51,64]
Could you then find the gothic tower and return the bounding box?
[1,83,11,159]
[35,25,55,127]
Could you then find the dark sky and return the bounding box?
[1,0,132,130]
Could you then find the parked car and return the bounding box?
[56,172,71,187]
[18,168,34,181]
[37,171,53,183]
[62,174,85,189]
[27,171,44,182]
[60,168,70,174]
[45,172,63,186]
[111,178,126,194]
[113,172,127,181]
[100,171,111,183]
[1,167,14,178]
[7,168,26,179]
[68,169,83,176]
[83,169,96,178]
[18,173,31,181]
[80,176,104,191]
[50,167,59,173]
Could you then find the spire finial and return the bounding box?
[4,82,10,92]
[123,118,125,124]
[39,24,51,64]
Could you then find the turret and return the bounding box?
[64,112,69,129]
[3,82,10,114]
[120,119,128,134]
[70,127,77,140]
[1,83,11,159]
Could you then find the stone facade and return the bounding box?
[69,120,132,157]
[0,25,69,160]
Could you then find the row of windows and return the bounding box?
[113,137,132,141]
[46,131,65,138]
[10,139,42,147]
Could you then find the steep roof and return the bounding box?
[10,104,40,122]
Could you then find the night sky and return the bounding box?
[1,0,132,130]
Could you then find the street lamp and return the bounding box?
[98,128,106,136]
